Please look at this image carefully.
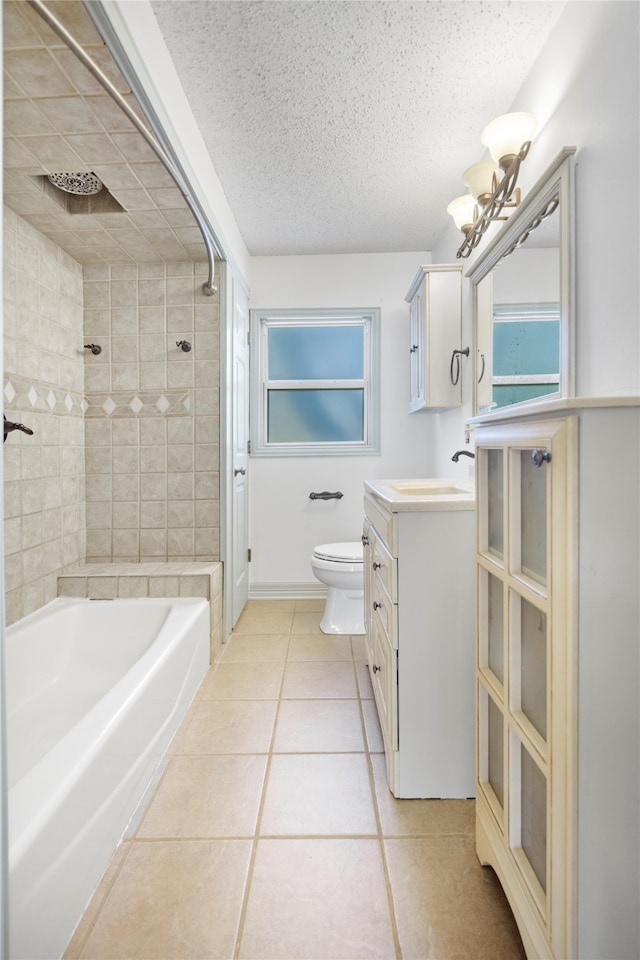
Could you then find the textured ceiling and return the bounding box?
[2,0,209,265]
[150,0,566,256]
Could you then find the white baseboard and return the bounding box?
[249,581,327,600]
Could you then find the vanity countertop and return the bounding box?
[364,478,475,512]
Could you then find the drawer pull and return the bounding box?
[372,561,381,570]
[373,601,382,611]
[372,664,381,674]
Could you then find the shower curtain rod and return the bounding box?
[27,0,218,296]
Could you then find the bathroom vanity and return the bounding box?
[363,479,476,798]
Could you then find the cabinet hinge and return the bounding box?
[248,548,252,562]
[247,331,251,346]
[247,440,251,454]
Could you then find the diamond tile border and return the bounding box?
[3,376,84,418]
[3,377,193,420]
[85,390,193,418]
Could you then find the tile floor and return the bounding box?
[64,600,526,960]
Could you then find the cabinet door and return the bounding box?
[427,269,463,408]
[476,418,574,960]
[362,519,374,666]
[368,609,398,751]
[409,283,425,408]
[406,265,462,413]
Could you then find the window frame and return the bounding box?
[249,307,381,457]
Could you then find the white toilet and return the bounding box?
[311,541,365,635]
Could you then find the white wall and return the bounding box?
[248,252,475,588]
[431,0,639,472]
[247,1,640,590]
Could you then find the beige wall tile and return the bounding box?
[3,207,85,623]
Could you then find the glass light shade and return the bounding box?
[481,112,537,167]
[447,194,477,232]
[463,160,499,201]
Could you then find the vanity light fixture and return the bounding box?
[448,112,537,258]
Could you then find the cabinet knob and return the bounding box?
[372,561,381,570]
[410,344,419,354]
[373,601,382,611]
[372,664,381,674]
[531,448,552,467]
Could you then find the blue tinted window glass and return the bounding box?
[267,389,364,442]
[493,321,560,376]
[268,325,364,380]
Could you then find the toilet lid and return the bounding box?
[314,541,363,562]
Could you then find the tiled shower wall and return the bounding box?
[3,207,221,626]
[3,206,86,625]
[82,261,220,563]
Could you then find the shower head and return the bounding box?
[47,172,103,196]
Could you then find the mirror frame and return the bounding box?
[468,146,576,417]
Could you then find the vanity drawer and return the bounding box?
[370,574,397,649]
[370,535,397,603]
[364,494,397,556]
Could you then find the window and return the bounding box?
[250,308,381,456]
[491,302,560,408]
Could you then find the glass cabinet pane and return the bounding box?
[487,574,504,683]
[520,596,547,740]
[521,745,547,892]
[487,449,504,558]
[520,449,547,585]
[488,696,504,808]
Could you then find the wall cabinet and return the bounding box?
[474,406,640,960]
[363,485,475,798]
[405,264,463,412]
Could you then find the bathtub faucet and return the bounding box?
[451,449,475,462]
[4,416,34,443]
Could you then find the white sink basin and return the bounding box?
[365,478,475,512]
[386,481,471,497]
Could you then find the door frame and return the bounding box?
[220,261,251,638]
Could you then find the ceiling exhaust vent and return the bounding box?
[47,172,103,196]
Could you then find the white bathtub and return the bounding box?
[5,596,210,960]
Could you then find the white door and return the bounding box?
[230,272,250,626]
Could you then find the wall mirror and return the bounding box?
[468,147,576,415]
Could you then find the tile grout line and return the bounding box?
[232,622,292,960]
[354,635,404,960]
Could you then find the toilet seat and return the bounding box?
[313,541,363,563]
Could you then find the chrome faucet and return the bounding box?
[451,449,475,462]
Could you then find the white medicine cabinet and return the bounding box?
[405,264,463,412]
